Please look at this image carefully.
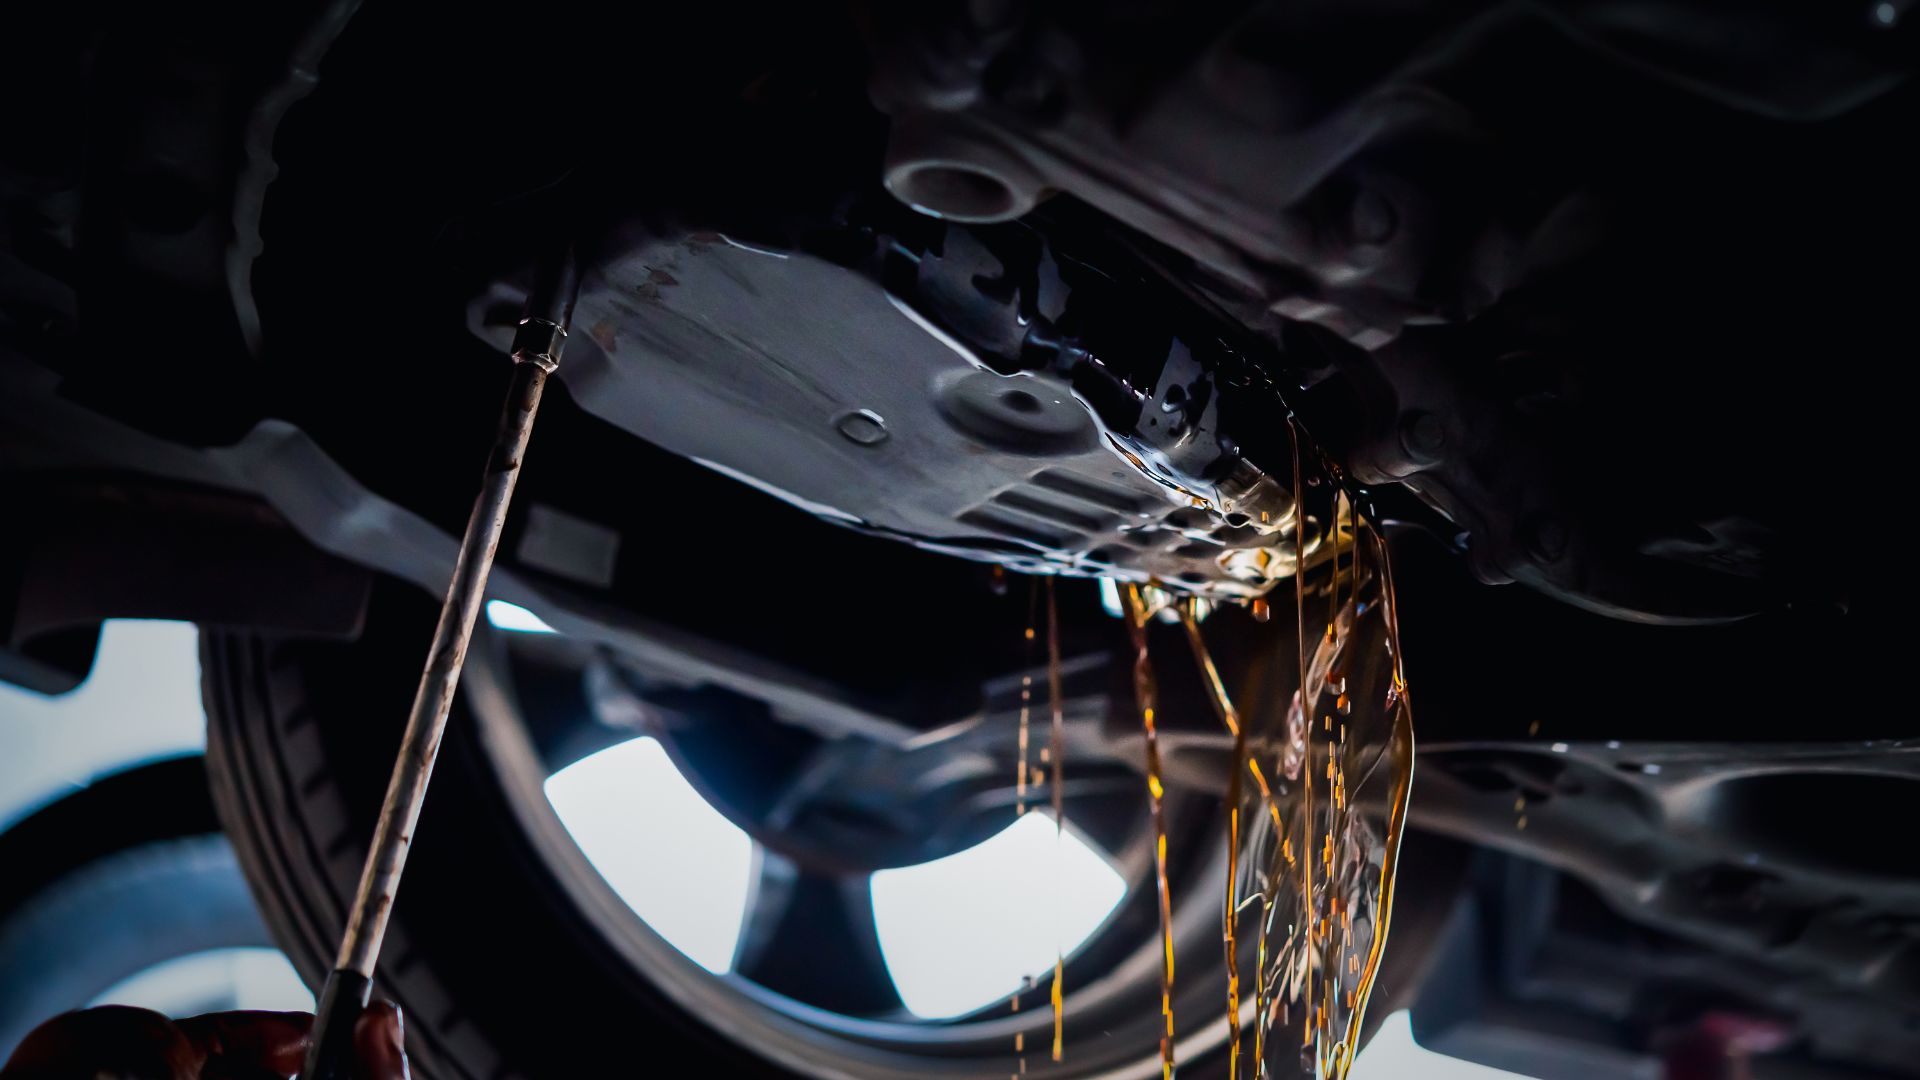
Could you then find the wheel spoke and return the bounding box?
[733,857,904,1016]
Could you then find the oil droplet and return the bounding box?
[1016,579,1040,819]
[1017,674,1033,814]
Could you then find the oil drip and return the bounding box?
[991,427,1409,1078]
[1017,579,1039,818]
[1011,578,1045,1079]
[1249,478,1415,1080]
[1182,600,1297,1080]
[1045,577,1068,1062]
[1115,478,1408,1080]
[1122,584,1179,1080]
[1290,420,1318,1066]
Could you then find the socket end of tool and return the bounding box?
[510,246,579,372]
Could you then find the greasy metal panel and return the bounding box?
[555,231,1277,595]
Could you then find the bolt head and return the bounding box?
[1398,411,1446,464]
[1349,188,1398,246]
[835,409,890,447]
[1525,517,1570,563]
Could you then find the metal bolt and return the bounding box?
[1525,517,1569,564]
[836,408,891,446]
[1397,411,1446,466]
[1349,188,1398,246]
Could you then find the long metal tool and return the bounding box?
[298,251,578,1080]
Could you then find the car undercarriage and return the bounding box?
[1,2,1909,1077]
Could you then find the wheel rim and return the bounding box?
[461,619,1248,1078]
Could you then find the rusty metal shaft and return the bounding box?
[334,358,550,976]
[299,252,575,1080]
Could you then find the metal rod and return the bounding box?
[336,362,550,974]
[298,250,576,1080]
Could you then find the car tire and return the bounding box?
[0,759,279,1057]
[202,584,781,1080]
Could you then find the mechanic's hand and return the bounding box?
[0,1002,409,1080]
